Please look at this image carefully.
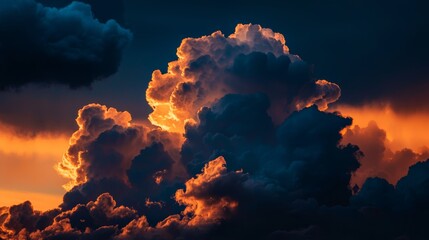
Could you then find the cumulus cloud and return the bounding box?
[175,156,240,226]
[0,0,131,90]
[146,23,340,133]
[0,201,60,239]
[182,93,360,205]
[4,23,429,240]
[57,103,146,189]
[57,104,184,225]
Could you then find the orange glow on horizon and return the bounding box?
[0,124,69,155]
[0,123,68,210]
[0,188,62,211]
[335,104,429,153]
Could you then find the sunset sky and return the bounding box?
[1,0,429,239]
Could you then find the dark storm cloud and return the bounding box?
[349,160,429,239]
[0,201,60,237]
[3,19,429,239]
[61,142,182,225]
[4,96,429,239]
[182,94,359,206]
[36,0,125,25]
[0,0,131,90]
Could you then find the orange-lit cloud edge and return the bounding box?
[2,23,429,216]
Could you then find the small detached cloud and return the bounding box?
[0,0,132,90]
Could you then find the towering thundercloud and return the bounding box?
[2,22,429,240]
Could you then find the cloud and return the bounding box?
[175,156,240,226]
[57,103,146,189]
[349,160,429,239]
[0,0,131,90]
[57,104,183,225]
[342,121,429,186]
[4,23,429,240]
[25,193,135,239]
[182,93,360,205]
[0,201,60,238]
[146,23,340,133]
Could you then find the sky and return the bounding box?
[1,0,429,239]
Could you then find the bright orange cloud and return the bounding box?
[175,156,238,226]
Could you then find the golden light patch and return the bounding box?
[0,189,62,211]
[336,104,429,152]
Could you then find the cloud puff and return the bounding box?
[182,93,360,205]
[146,23,340,133]
[58,104,183,225]
[175,156,240,226]
[0,0,131,90]
[349,160,429,239]
[25,193,135,239]
[0,201,60,238]
[57,104,146,189]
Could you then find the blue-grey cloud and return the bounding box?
[0,0,131,90]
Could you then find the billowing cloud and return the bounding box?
[57,104,146,189]
[0,201,60,239]
[175,156,240,226]
[0,0,131,90]
[3,23,429,240]
[182,93,360,205]
[57,104,183,225]
[146,23,340,133]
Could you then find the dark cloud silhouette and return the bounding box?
[0,0,131,90]
[0,201,60,238]
[37,0,125,25]
[182,93,360,206]
[61,142,182,225]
